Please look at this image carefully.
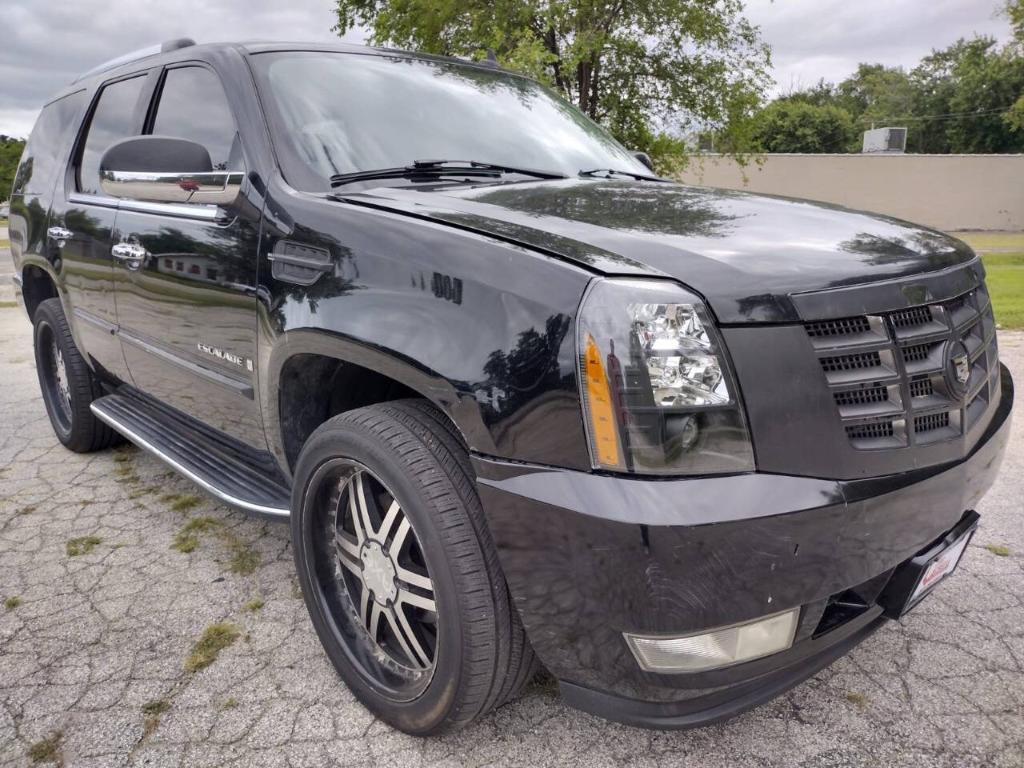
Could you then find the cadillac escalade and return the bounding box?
[8,38,1012,734]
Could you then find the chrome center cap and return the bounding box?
[360,541,397,605]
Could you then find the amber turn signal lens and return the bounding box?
[583,333,623,468]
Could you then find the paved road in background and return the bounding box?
[1,306,1022,767]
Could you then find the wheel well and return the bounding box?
[279,353,429,470]
[21,265,58,320]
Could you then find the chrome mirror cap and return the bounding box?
[99,170,244,206]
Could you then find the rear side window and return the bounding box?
[151,67,239,171]
[77,75,147,195]
[11,90,87,197]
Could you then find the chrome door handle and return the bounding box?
[47,226,74,243]
[111,243,148,270]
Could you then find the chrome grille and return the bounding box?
[805,286,999,450]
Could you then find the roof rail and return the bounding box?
[74,38,197,83]
[161,37,196,53]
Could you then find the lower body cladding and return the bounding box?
[471,366,1013,729]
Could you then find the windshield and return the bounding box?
[251,51,648,191]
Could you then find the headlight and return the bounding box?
[577,278,754,475]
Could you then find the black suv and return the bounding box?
[8,39,1013,734]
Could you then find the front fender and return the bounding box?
[257,187,594,474]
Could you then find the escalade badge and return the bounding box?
[945,339,971,397]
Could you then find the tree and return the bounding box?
[910,37,1024,153]
[749,101,856,153]
[1003,0,1024,132]
[837,64,916,129]
[334,0,771,167]
[0,136,26,203]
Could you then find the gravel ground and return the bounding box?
[0,304,1022,768]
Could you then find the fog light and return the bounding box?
[625,609,799,673]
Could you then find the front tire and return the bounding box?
[32,298,119,452]
[291,400,535,735]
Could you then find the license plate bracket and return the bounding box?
[878,510,979,619]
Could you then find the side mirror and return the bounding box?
[633,151,654,172]
[99,136,243,206]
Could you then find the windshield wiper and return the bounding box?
[578,167,664,182]
[330,159,567,187]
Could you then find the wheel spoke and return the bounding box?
[359,582,371,628]
[396,564,433,593]
[376,499,401,544]
[352,471,377,541]
[389,517,411,560]
[347,474,367,546]
[335,530,361,576]
[368,602,385,643]
[387,605,431,668]
[398,587,436,614]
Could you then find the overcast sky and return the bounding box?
[0,0,1013,139]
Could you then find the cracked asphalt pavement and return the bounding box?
[0,304,1022,767]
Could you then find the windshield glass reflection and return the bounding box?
[253,52,647,188]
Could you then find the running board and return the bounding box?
[91,391,291,518]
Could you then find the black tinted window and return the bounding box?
[151,67,238,171]
[78,76,146,195]
[13,90,87,197]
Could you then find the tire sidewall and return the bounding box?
[291,420,468,735]
[33,300,76,444]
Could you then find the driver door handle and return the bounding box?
[111,242,148,270]
[111,243,148,261]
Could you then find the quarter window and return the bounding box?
[151,67,239,171]
[77,76,147,195]
[13,90,87,197]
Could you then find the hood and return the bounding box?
[341,178,978,323]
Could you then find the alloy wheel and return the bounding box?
[332,466,438,671]
[305,458,440,701]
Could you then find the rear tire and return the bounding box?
[32,298,119,453]
[291,399,535,735]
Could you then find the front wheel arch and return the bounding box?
[263,330,491,476]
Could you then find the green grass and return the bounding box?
[185,622,240,672]
[170,494,202,513]
[171,516,221,553]
[980,253,1024,330]
[0,239,10,250]
[4,596,22,610]
[227,541,260,576]
[243,597,264,612]
[984,543,1012,557]
[956,231,1024,253]
[27,731,62,764]
[141,699,170,716]
[0,301,18,309]
[845,691,869,709]
[141,699,170,738]
[65,535,102,557]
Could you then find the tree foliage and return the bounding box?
[1003,0,1024,132]
[749,101,856,153]
[0,136,26,203]
[334,0,771,168]
[748,7,1024,155]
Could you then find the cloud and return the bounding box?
[0,0,366,137]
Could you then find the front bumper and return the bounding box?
[472,364,1013,728]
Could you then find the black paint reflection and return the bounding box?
[473,180,742,238]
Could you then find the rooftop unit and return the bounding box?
[862,127,907,154]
